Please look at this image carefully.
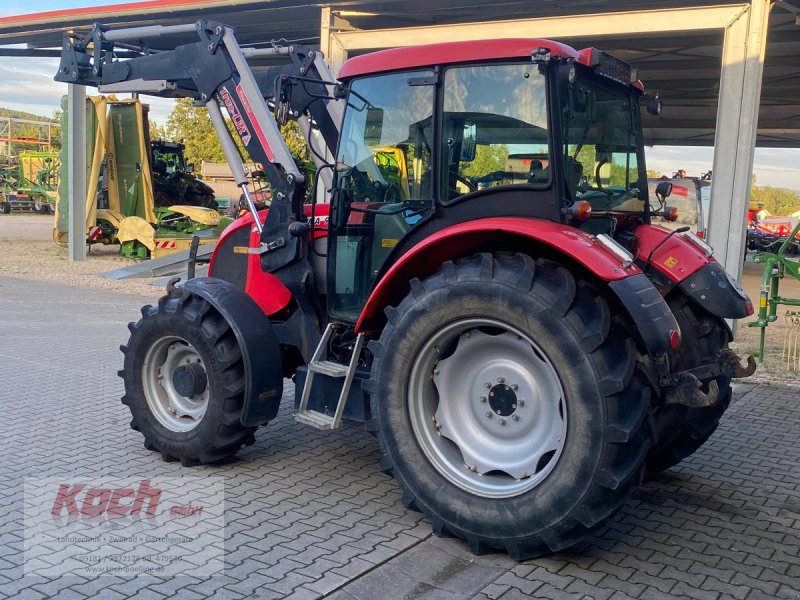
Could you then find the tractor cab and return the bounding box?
[328,39,651,321]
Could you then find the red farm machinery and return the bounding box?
[56,21,756,559]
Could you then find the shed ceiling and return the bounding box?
[0,0,797,146]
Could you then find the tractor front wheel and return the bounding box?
[120,290,257,465]
[1,202,10,214]
[368,253,652,559]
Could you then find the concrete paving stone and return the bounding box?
[754,567,800,591]
[668,581,719,600]
[494,570,555,597]
[527,582,584,599]
[695,574,750,600]
[477,582,512,599]
[607,592,642,600]
[4,589,58,600]
[563,578,616,599]
[338,563,463,600]
[624,570,678,595]
[260,572,317,597]
[323,591,358,600]
[389,540,508,596]
[356,542,404,566]
[659,564,707,588]
[297,570,350,596]
[3,275,800,600]
[558,562,607,586]
[777,584,800,599]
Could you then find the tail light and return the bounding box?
[668,329,681,349]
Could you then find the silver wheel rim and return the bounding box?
[408,319,567,499]
[142,335,210,432]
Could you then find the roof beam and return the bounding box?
[330,5,748,51]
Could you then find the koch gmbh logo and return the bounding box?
[25,477,223,576]
[51,479,162,518]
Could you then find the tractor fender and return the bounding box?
[182,277,283,426]
[633,224,753,320]
[356,217,677,358]
[677,262,753,319]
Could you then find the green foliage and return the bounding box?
[163,98,311,171]
[460,144,507,177]
[0,106,60,155]
[750,185,800,216]
[165,98,227,165]
[148,119,166,143]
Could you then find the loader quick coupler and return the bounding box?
[661,348,756,407]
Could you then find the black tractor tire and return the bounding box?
[645,294,733,474]
[1,202,10,214]
[120,290,257,466]
[366,253,653,559]
[33,197,48,214]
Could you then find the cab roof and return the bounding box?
[338,38,584,80]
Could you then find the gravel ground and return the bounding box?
[0,212,796,380]
[0,214,163,298]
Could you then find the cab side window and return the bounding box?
[440,64,550,202]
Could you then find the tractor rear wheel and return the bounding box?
[120,290,257,465]
[368,253,652,559]
[645,294,732,474]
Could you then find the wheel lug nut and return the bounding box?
[484,382,491,389]
[512,414,519,421]
[497,377,505,383]
[480,396,487,403]
[519,400,525,407]
[512,384,519,391]
[486,412,493,418]
[499,418,506,426]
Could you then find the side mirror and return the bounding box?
[646,97,662,116]
[655,181,672,199]
[364,107,384,146]
[460,122,477,162]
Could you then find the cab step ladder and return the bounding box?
[294,323,364,430]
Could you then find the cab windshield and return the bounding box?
[561,76,646,214]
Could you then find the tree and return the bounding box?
[148,119,166,142]
[164,98,311,169]
[165,98,227,165]
[750,185,800,216]
[460,144,507,177]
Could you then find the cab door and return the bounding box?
[328,70,435,321]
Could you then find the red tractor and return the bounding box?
[57,22,755,558]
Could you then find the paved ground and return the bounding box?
[1,275,799,600]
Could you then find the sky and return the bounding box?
[1,1,799,192]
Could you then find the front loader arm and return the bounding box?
[56,20,341,273]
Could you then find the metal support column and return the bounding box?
[67,83,87,262]
[707,0,771,280]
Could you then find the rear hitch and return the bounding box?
[718,349,757,379]
[664,373,720,408]
[661,348,755,408]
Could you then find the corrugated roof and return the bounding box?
[0,0,798,146]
